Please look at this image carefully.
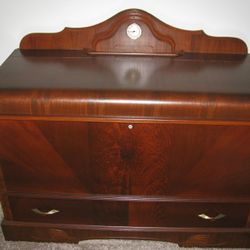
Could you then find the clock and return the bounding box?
[127,23,142,40]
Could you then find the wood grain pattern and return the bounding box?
[0,9,250,247]
[0,50,250,121]
[7,195,250,228]
[8,196,129,226]
[2,221,250,247]
[20,9,247,55]
[1,120,250,197]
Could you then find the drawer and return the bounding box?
[8,196,129,226]
[129,202,250,228]
[7,196,250,228]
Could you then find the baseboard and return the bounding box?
[2,220,250,248]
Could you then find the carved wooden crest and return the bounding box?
[20,9,247,55]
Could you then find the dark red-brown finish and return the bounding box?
[8,196,129,226]
[0,8,250,248]
[2,221,250,247]
[20,9,247,55]
[7,195,250,228]
[1,120,250,197]
[0,50,250,122]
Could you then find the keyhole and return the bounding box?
[128,124,133,130]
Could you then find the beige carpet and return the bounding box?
[0,206,248,250]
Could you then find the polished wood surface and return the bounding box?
[8,196,129,226]
[0,9,250,247]
[20,9,247,55]
[3,221,250,247]
[7,195,250,228]
[1,120,250,197]
[0,50,250,121]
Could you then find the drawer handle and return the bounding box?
[198,213,226,220]
[32,208,60,216]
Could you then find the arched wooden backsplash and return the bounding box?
[20,9,247,55]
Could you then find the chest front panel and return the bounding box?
[0,120,250,197]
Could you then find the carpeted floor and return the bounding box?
[0,206,248,250]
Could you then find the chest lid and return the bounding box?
[0,9,249,122]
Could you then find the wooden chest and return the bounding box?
[0,9,250,247]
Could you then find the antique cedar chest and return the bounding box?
[0,9,250,247]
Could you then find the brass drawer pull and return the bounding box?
[32,208,60,216]
[198,213,226,220]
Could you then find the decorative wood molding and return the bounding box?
[20,9,247,55]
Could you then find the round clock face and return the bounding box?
[127,23,142,40]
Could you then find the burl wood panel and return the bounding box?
[1,120,250,197]
[20,9,247,55]
[1,8,250,247]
